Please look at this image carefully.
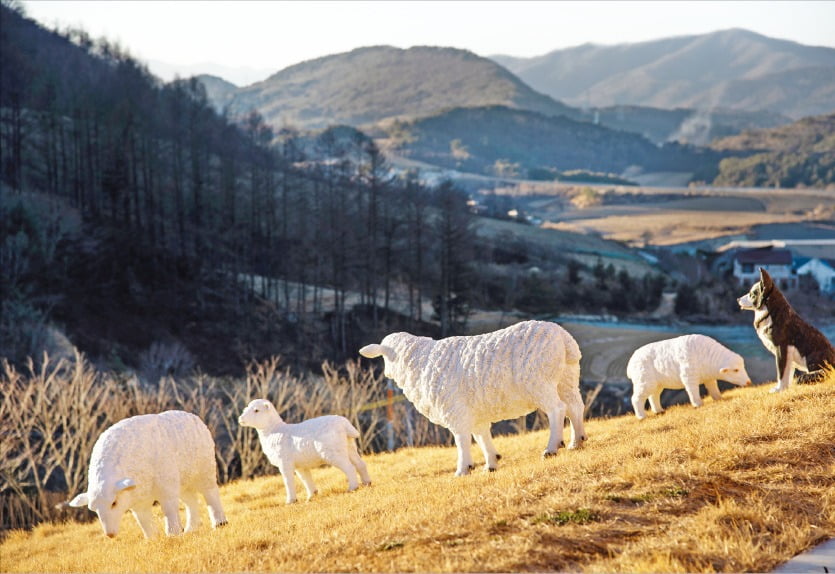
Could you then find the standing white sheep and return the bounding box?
[69,410,227,538]
[238,399,371,504]
[359,320,586,476]
[627,334,752,420]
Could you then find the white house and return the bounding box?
[733,246,796,289]
[797,258,835,295]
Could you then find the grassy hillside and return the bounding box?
[225,46,576,129]
[494,29,835,118]
[3,377,833,573]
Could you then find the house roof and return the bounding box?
[799,257,835,272]
[735,246,793,265]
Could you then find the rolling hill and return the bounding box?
[223,46,577,129]
[380,105,720,179]
[3,379,833,572]
[493,28,835,119]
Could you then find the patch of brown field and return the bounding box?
[2,377,833,573]
[544,210,809,246]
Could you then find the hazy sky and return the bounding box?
[23,1,835,86]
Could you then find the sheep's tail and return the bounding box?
[342,417,361,439]
[563,331,582,365]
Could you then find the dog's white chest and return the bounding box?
[754,309,777,354]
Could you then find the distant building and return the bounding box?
[797,258,835,295]
[733,246,796,289]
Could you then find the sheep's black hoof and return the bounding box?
[496,454,502,461]
[543,450,558,458]
[560,440,566,448]
[488,467,497,472]
[215,520,228,528]
[468,464,475,471]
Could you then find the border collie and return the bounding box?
[737,268,835,392]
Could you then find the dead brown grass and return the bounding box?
[2,377,833,573]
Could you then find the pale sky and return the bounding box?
[23,1,835,86]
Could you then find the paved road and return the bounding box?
[773,538,835,573]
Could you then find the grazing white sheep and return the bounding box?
[359,320,586,476]
[69,411,227,538]
[627,334,752,420]
[238,399,371,504]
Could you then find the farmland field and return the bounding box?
[515,185,834,247]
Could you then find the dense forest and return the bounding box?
[0,4,479,372]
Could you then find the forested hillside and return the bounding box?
[1,5,664,376]
[710,113,835,188]
[381,105,721,179]
[0,5,482,373]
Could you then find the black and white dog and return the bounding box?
[737,268,835,392]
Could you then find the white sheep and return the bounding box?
[69,410,227,538]
[359,320,586,476]
[238,399,371,504]
[627,334,752,420]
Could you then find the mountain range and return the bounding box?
[493,29,835,119]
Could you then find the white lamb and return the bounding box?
[627,334,752,420]
[69,410,227,538]
[359,320,586,476]
[238,399,371,504]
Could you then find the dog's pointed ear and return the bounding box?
[759,267,773,286]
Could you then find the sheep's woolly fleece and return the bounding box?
[238,399,371,503]
[627,334,751,418]
[76,410,226,537]
[363,320,582,432]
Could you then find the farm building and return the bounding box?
[732,246,796,289]
[796,257,835,295]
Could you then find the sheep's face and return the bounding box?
[238,399,277,430]
[70,478,136,538]
[718,357,752,387]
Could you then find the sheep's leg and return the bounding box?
[160,498,183,536]
[295,468,318,500]
[705,379,722,401]
[542,400,567,457]
[648,390,664,414]
[564,385,587,448]
[473,426,499,471]
[331,457,360,492]
[278,462,298,504]
[681,373,703,408]
[347,440,372,485]
[452,430,474,476]
[181,491,202,533]
[202,485,228,527]
[631,390,648,420]
[131,505,159,539]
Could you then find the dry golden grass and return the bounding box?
[2,378,833,573]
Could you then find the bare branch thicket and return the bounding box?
[320,360,387,453]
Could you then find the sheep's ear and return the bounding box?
[69,493,89,508]
[115,478,136,492]
[359,344,384,358]
[719,367,731,374]
[360,344,396,362]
